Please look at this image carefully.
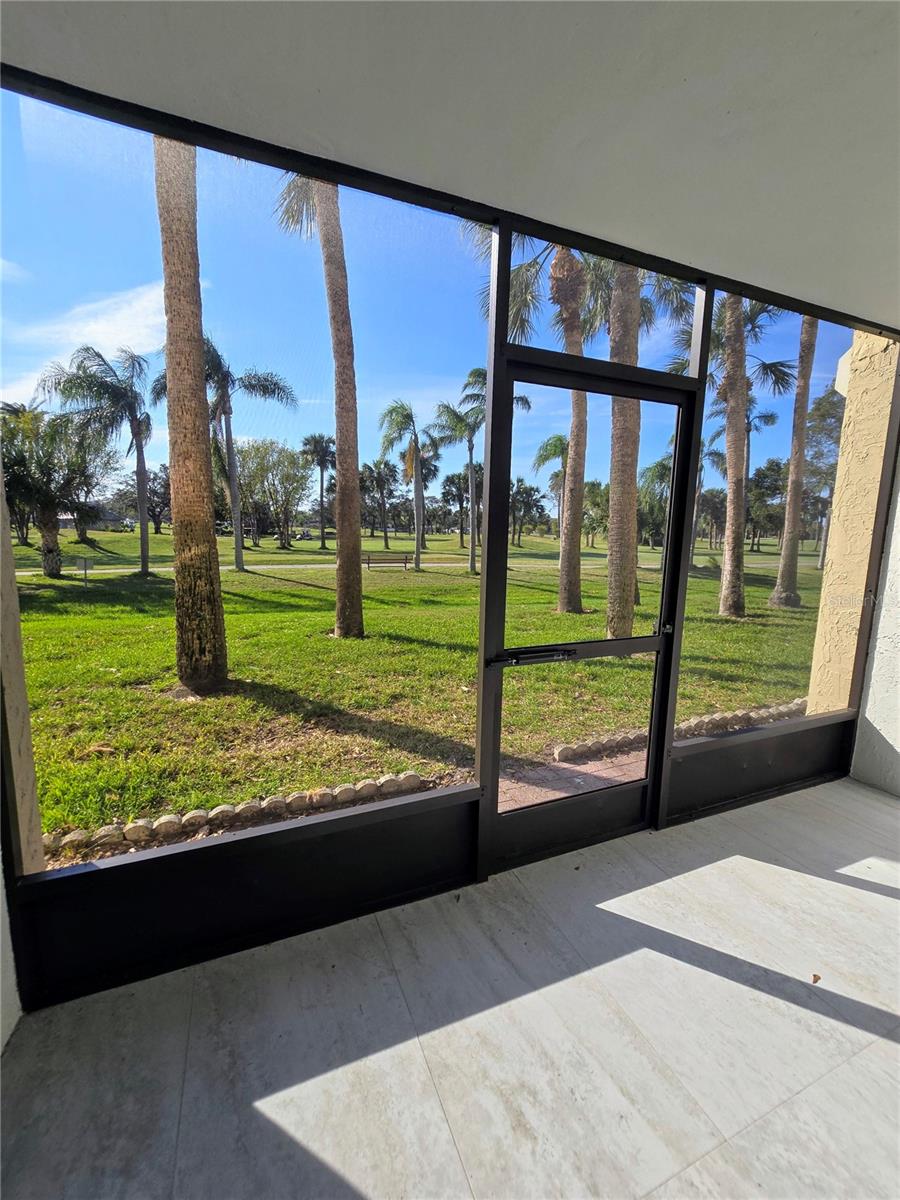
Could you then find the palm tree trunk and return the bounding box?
[222,402,244,571]
[458,504,465,549]
[132,424,151,576]
[412,447,424,570]
[552,247,588,614]
[154,136,228,690]
[719,294,749,617]
[313,180,364,637]
[606,263,642,637]
[770,315,818,607]
[467,440,477,574]
[379,489,390,549]
[318,465,327,550]
[36,507,61,578]
[690,465,704,568]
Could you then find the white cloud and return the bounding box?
[8,281,166,360]
[1,259,29,284]
[0,369,43,408]
[1,281,167,408]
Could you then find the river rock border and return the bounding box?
[553,697,808,763]
[43,771,431,864]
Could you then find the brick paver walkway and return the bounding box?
[498,748,647,812]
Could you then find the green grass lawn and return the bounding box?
[16,530,822,833]
[12,527,479,570]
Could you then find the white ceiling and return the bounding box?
[3,1,899,329]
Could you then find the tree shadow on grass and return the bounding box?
[226,677,548,774]
[377,630,478,656]
[16,573,176,617]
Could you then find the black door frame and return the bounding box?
[474,221,714,871]
[1,67,895,1010]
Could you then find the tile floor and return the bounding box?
[3,778,898,1199]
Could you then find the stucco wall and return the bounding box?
[807,334,899,715]
[852,457,900,796]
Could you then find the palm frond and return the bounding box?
[379,399,416,455]
[647,274,694,326]
[275,173,318,238]
[149,370,168,406]
[238,370,297,406]
[507,257,544,343]
[748,356,796,395]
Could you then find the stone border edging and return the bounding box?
[553,697,808,763]
[44,771,429,859]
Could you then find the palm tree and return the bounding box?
[805,383,845,570]
[708,390,780,506]
[434,368,530,573]
[301,433,337,550]
[673,296,795,617]
[637,455,672,552]
[690,439,725,565]
[432,401,481,572]
[467,227,690,620]
[0,407,84,578]
[717,295,752,616]
[362,457,399,548]
[40,346,153,575]
[152,337,295,569]
[379,400,438,570]
[770,315,819,607]
[533,434,569,536]
[276,174,363,638]
[441,471,468,548]
[154,135,228,689]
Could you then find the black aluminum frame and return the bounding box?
[1,64,897,1009]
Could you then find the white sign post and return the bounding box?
[75,556,92,587]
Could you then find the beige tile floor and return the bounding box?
[3,778,898,1199]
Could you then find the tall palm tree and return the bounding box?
[436,367,530,573]
[467,227,690,619]
[40,345,153,575]
[708,390,780,505]
[276,174,363,638]
[718,296,752,616]
[441,470,468,548]
[431,399,481,573]
[379,400,438,570]
[533,434,569,537]
[690,438,725,565]
[770,315,819,607]
[673,297,795,617]
[301,433,337,550]
[361,457,399,548]
[152,337,296,569]
[154,135,227,689]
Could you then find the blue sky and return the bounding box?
[1,91,853,502]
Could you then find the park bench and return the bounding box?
[364,552,411,570]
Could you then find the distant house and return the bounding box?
[56,508,131,532]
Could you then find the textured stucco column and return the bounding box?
[852,464,900,795]
[807,332,899,714]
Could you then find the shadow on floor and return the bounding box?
[3,780,898,1198]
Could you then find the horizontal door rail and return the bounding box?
[508,360,694,408]
[490,635,661,667]
[505,343,702,396]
